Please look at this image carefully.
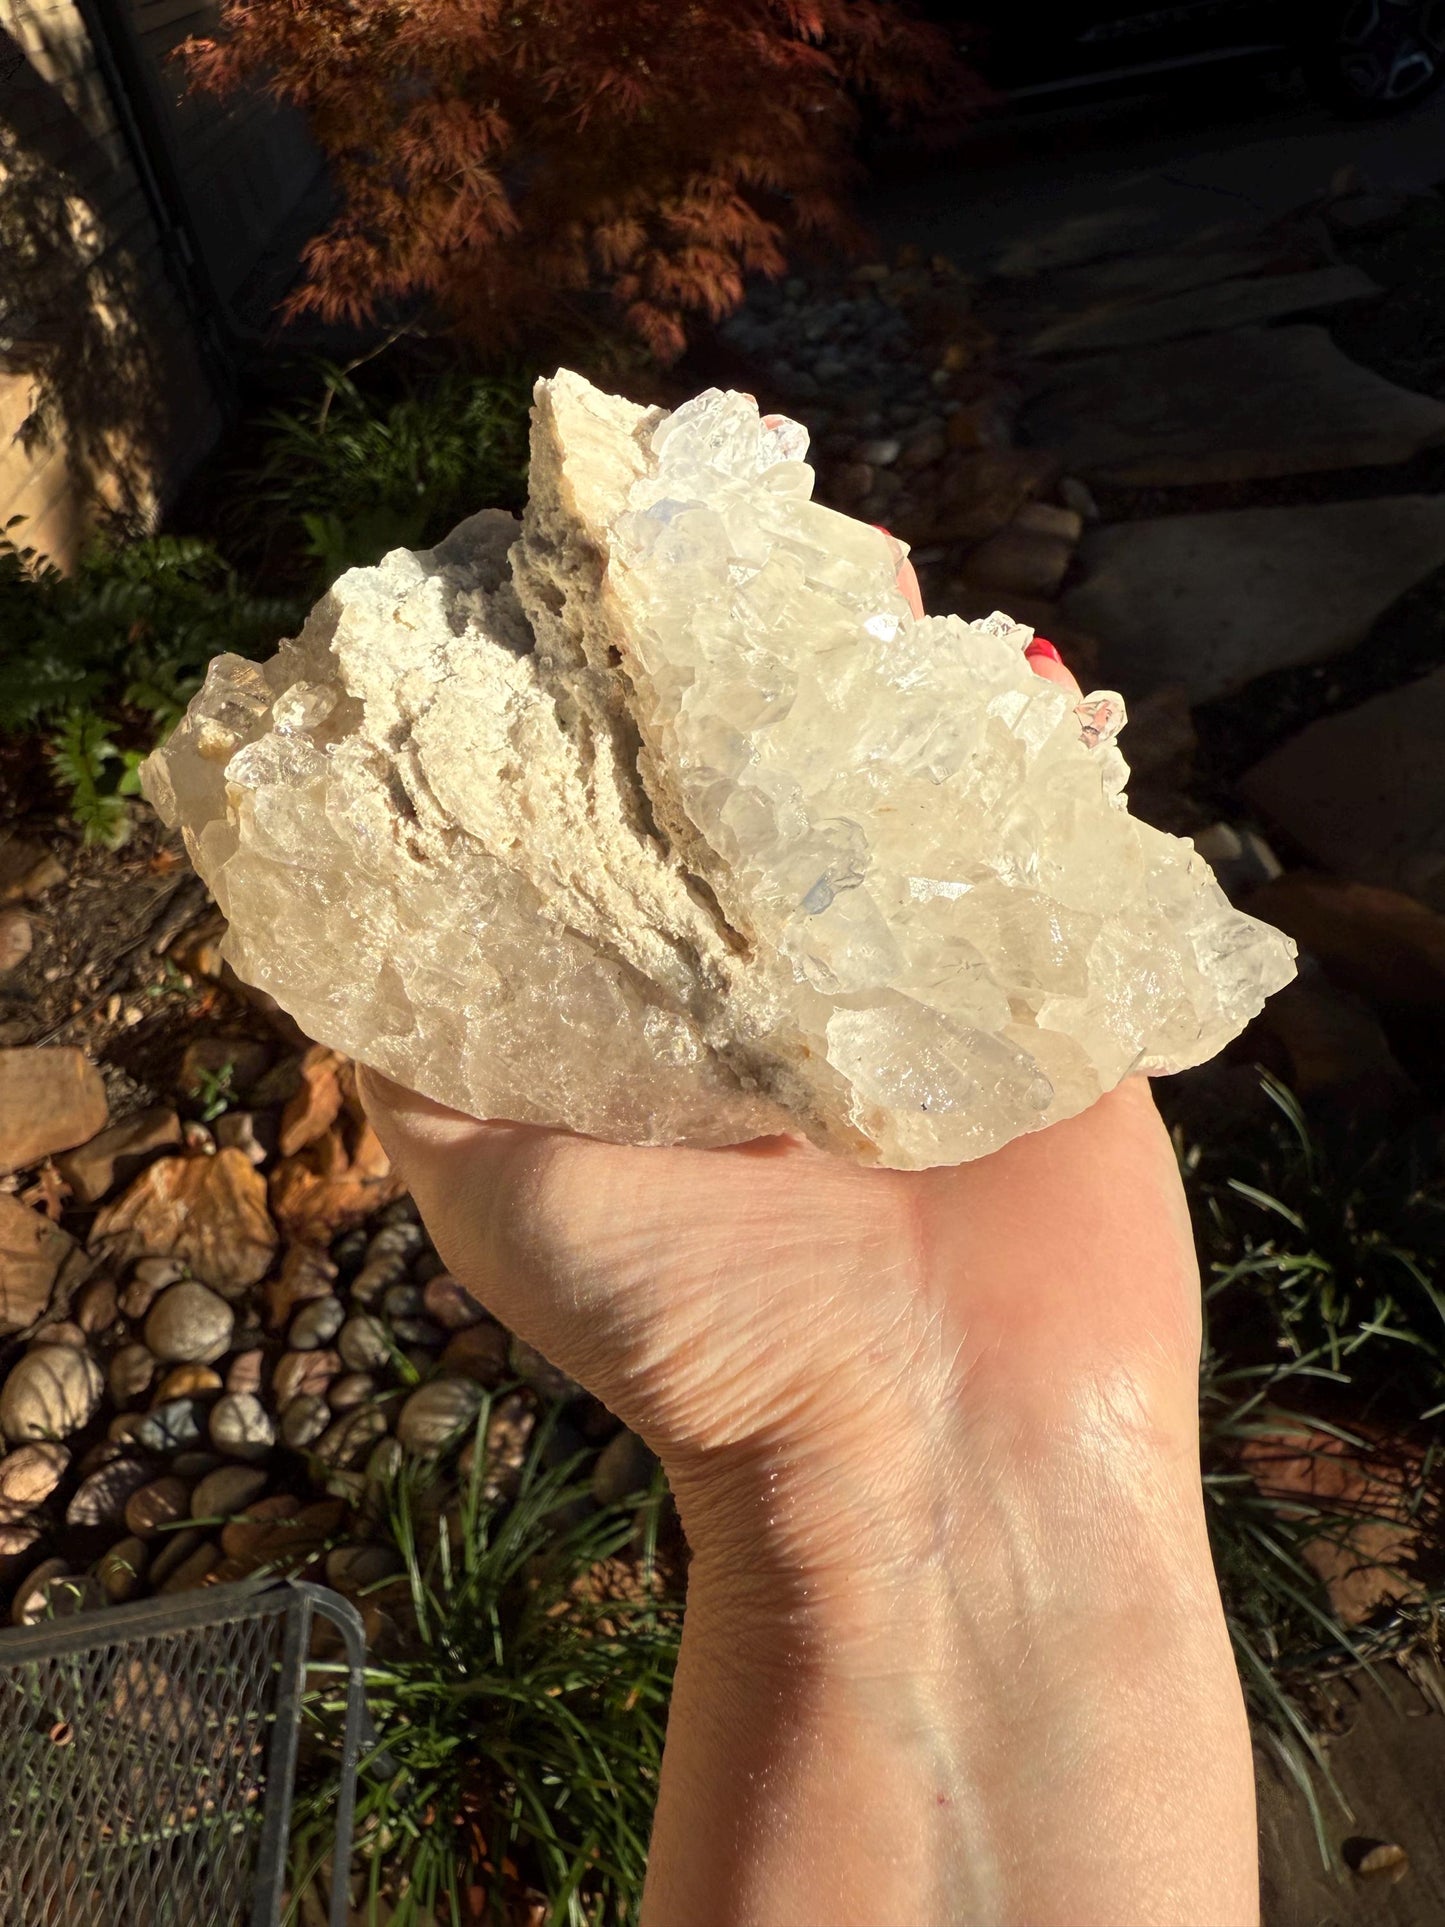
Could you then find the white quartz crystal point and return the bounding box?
[141,368,1297,1170]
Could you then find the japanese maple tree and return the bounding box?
[178,0,971,361]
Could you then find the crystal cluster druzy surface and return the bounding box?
[142,371,1297,1168]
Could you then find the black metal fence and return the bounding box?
[0,1578,369,1927]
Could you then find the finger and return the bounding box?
[1023,635,1083,700]
[357,1065,579,1313]
[895,555,925,619]
[357,1066,537,1208]
[874,518,1083,699]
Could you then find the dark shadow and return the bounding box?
[0,5,206,560]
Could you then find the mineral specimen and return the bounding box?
[142,371,1297,1168]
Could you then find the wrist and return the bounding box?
[666,1385,1222,1658]
[653,1413,1256,1927]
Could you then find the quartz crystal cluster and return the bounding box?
[142,370,1297,1168]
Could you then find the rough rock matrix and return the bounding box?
[143,371,1296,1168]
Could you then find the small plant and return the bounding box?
[1186,1071,1445,1861]
[0,518,298,736]
[45,710,146,850]
[0,515,300,841]
[1184,1072,1445,1414]
[234,362,534,581]
[192,1060,238,1122]
[291,1394,682,1926]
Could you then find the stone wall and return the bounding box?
[1,0,321,568]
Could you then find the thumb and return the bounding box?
[355,1067,547,1305]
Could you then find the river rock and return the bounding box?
[66,1456,152,1528]
[363,1437,404,1492]
[29,1321,86,1350]
[73,1275,119,1335]
[381,1282,423,1320]
[158,1540,221,1592]
[147,1527,204,1586]
[327,1372,376,1412]
[209,1393,275,1461]
[391,1316,444,1350]
[590,1427,659,1508]
[130,1397,207,1455]
[460,1392,536,1502]
[11,1558,80,1625]
[55,1106,182,1207]
[0,1442,69,1518]
[153,1364,223,1404]
[315,1407,388,1468]
[324,1544,402,1592]
[280,1394,332,1449]
[289,1295,345,1350]
[0,1047,108,1177]
[225,1349,266,1397]
[109,1343,157,1405]
[97,1535,148,1602]
[397,1378,483,1455]
[191,1464,270,1519]
[0,1345,104,1441]
[0,1521,43,1578]
[439,1323,511,1385]
[422,1274,487,1331]
[117,1257,184,1320]
[509,1337,583,1403]
[124,1475,190,1538]
[145,1279,235,1364]
[338,1314,391,1373]
[274,1349,340,1405]
[264,1243,338,1329]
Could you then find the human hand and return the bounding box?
[359,551,1258,1926]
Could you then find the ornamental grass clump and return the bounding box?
[1188,1072,1445,1861]
[290,1395,681,1926]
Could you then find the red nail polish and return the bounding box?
[870,523,894,537]
[1024,637,1063,664]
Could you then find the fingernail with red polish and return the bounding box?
[1024,637,1063,664]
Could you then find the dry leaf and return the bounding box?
[278,1045,346,1156]
[91,1150,278,1297]
[269,1119,406,1245]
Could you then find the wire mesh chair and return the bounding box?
[0,1576,371,1927]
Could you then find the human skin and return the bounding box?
[358,574,1260,1927]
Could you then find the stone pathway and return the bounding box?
[1023,323,1445,485]
[1026,261,1379,356]
[1064,496,1445,703]
[964,177,1445,917]
[1240,667,1445,912]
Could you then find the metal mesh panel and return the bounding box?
[0,1603,284,1927]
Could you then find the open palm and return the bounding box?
[361,1070,1202,1487]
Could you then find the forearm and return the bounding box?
[644,1434,1258,1927]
